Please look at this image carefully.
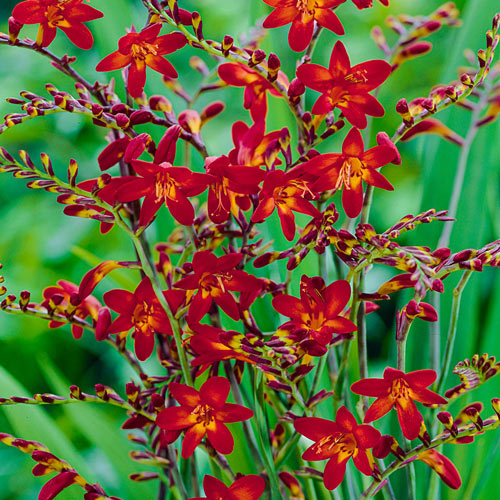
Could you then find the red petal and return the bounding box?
[96,51,131,72]
[352,449,373,476]
[349,60,392,92]
[103,289,135,313]
[353,425,381,449]
[127,61,146,98]
[339,102,368,129]
[272,294,306,318]
[263,7,297,28]
[169,382,201,407]
[156,32,187,54]
[40,25,57,47]
[325,316,357,333]
[155,125,182,164]
[217,402,254,423]
[146,54,177,77]
[200,376,230,408]
[296,64,333,93]
[329,41,350,78]
[213,290,240,320]
[363,169,393,191]
[396,397,422,440]
[167,192,195,226]
[139,23,162,43]
[139,195,163,226]
[277,204,296,241]
[229,475,266,499]
[323,453,349,490]
[405,369,437,388]
[294,417,340,441]
[249,92,268,122]
[134,328,155,361]
[342,127,364,156]
[409,387,447,406]
[39,471,78,500]
[206,420,234,454]
[218,63,259,86]
[364,396,394,423]
[288,16,314,52]
[314,8,344,35]
[12,1,44,24]
[342,179,364,218]
[324,279,351,317]
[181,423,206,458]
[351,378,388,397]
[361,145,394,169]
[60,23,94,50]
[156,406,197,430]
[251,196,276,222]
[336,406,358,432]
[203,475,228,498]
[311,93,334,114]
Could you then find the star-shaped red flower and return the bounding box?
[296,41,392,128]
[304,127,396,217]
[189,474,265,500]
[295,406,381,490]
[262,0,345,52]
[156,376,253,458]
[12,0,103,49]
[96,23,186,98]
[351,367,448,440]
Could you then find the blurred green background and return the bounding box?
[0,0,499,499]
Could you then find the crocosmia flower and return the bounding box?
[42,280,101,340]
[113,126,209,226]
[294,406,381,490]
[304,127,395,218]
[218,63,287,121]
[296,41,392,128]
[174,251,260,323]
[262,0,345,52]
[156,376,253,458]
[96,23,186,98]
[351,367,448,440]
[251,167,321,241]
[12,0,103,49]
[103,276,184,361]
[352,0,389,8]
[272,275,356,357]
[189,474,266,500]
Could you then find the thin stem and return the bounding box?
[434,270,472,393]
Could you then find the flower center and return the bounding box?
[133,301,155,332]
[296,0,315,15]
[45,3,71,27]
[344,69,369,84]
[131,41,158,61]
[314,433,356,459]
[336,157,364,190]
[275,179,314,204]
[199,272,232,294]
[391,378,411,400]
[191,404,215,426]
[155,170,177,202]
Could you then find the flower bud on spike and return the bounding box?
[250,49,266,67]
[267,53,281,82]
[67,159,78,187]
[126,382,140,405]
[94,384,108,400]
[19,290,30,311]
[464,406,483,430]
[149,95,172,112]
[95,307,111,341]
[491,398,500,417]
[8,17,23,44]
[1,294,15,309]
[151,393,165,411]
[418,422,431,447]
[396,98,414,126]
[191,11,203,40]
[477,49,487,68]
[40,153,55,176]
[437,411,458,437]
[493,13,500,31]
[70,385,84,400]
[222,35,233,56]
[200,101,225,123]
[460,73,473,87]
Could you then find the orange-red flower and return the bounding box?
[294,407,381,490]
[204,155,265,224]
[112,126,210,227]
[262,0,345,52]
[189,474,266,500]
[174,251,260,323]
[351,367,448,440]
[303,127,395,218]
[156,376,253,458]
[42,280,101,339]
[251,167,321,241]
[103,277,184,361]
[418,449,461,489]
[296,41,392,128]
[218,63,287,121]
[96,23,186,98]
[272,275,356,356]
[12,0,103,49]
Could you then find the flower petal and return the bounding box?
[181,422,206,458]
[200,376,230,408]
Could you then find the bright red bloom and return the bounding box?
[174,251,260,323]
[204,155,265,224]
[112,126,210,226]
[228,120,281,168]
[96,23,186,98]
[263,0,345,52]
[272,275,356,357]
[251,167,321,241]
[189,474,266,500]
[296,41,392,128]
[42,280,101,339]
[351,367,448,440]
[156,376,253,458]
[12,0,103,49]
[218,63,287,121]
[294,407,381,490]
[304,127,395,218]
[351,0,389,8]
[103,277,184,361]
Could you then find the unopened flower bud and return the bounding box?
[200,101,225,123]
[491,398,500,417]
[267,53,281,81]
[149,95,172,113]
[222,35,234,55]
[191,11,203,40]
[8,17,23,44]
[437,411,458,437]
[178,109,202,134]
[250,49,266,67]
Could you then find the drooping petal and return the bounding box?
[127,60,147,98]
[323,453,349,490]
[181,423,206,458]
[341,177,364,218]
[145,54,178,78]
[363,396,394,423]
[288,16,315,52]
[206,420,234,455]
[277,204,296,241]
[363,168,393,191]
[60,23,94,50]
[353,425,381,449]
[134,328,155,361]
[352,449,374,476]
[396,397,422,440]
[203,475,228,499]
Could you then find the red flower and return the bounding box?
[204,155,265,224]
[12,0,103,49]
[304,127,395,217]
[189,474,265,500]
[112,126,209,227]
[294,407,381,490]
[296,41,392,128]
[156,376,253,458]
[228,120,281,168]
[272,275,356,357]
[251,167,321,241]
[174,251,260,323]
[96,23,186,98]
[218,63,287,121]
[263,0,345,52]
[103,277,184,361]
[42,280,101,339]
[351,0,389,8]
[351,367,448,440]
